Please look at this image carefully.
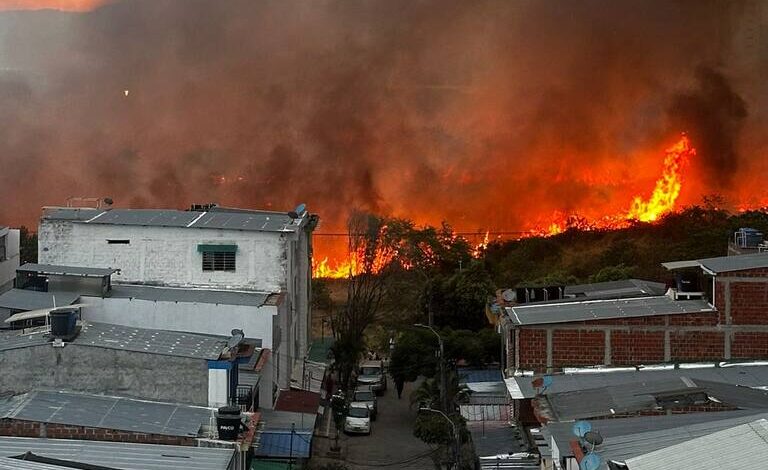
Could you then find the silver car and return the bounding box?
[351,387,378,420]
[357,360,387,394]
[344,404,371,435]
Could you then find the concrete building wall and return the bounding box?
[512,268,768,372]
[0,344,209,405]
[80,297,278,348]
[0,420,196,446]
[0,228,20,293]
[39,221,288,292]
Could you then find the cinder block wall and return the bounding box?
[514,267,768,372]
[0,419,195,446]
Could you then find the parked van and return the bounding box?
[357,359,387,394]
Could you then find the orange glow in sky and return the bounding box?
[0,0,105,11]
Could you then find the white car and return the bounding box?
[344,404,371,435]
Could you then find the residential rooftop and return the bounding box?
[17,264,118,278]
[564,279,666,299]
[505,296,714,326]
[623,418,768,470]
[106,284,280,307]
[0,290,80,315]
[0,436,234,470]
[506,362,768,399]
[0,390,213,438]
[0,321,229,360]
[42,205,308,234]
[663,252,768,274]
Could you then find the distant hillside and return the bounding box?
[483,207,768,288]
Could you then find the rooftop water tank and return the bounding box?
[49,309,78,340]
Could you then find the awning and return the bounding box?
[4,304,86,323]
[197,244,238,253]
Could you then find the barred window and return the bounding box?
[202,251,236,272]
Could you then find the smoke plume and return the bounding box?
[0,0,765,234]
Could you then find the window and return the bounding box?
[0,235,6,262]
[198,244,238,272]
[107,239,130,244]
[202,251,236,272]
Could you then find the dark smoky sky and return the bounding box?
[0,0,765,231]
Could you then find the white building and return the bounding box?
[0,227,20,292]
[36,204,317,405]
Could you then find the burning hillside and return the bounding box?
[0,1,765,277]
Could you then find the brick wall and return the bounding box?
[518,329,546,370]
[730,282,768,324]
[611,331,665,364]
[671,331,724,361]
[0,419,195,446]
[732,332,768,359]
[552,330,604,366]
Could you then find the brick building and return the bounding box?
[498,253,768,373]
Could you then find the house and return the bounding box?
[0,227,19,293]
[0,389,216,446]
[37,204,318,372]
[0,320,255,408]
[495,253,768,374]
[0,436,237,470]
[3,260,295,406]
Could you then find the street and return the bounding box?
[313,380,438,469]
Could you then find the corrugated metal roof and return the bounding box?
[41,208,101,221]
[253,431,312,458]
[0,322,228,359]
[507,362,768,399]
[663,252,768,274]
[542,377,768,421]
[623,419,768,470]
[0,390,213,438]
[459,368,504,384]
[75,322,226,359]
[0,290,80,312]
[44,207,303,234]
[0,457,68,470]
[274,390,321,415]
[108,284,272,307]
[17,264,118,278]
[468,421,525,458]
[545,409,768,463]
[506,296,714,326]
[0,437,234,470]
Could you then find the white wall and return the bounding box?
[39,221,288,292]
[80,296,278,348]
[0,228,20,292]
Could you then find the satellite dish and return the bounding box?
[579,452,603,470]
[502,289,516,302]
[584,431,604,447]
[572,421,592,438]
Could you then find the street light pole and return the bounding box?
[415,323,448,413]
[420,407,459,469]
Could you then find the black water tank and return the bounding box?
[49,310,77,339]
[216,407,244,441]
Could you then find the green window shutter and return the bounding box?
[197,244,238,253]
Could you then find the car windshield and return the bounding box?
[360,367,381,375]
[354,391,374,401]
[348,407,369,418]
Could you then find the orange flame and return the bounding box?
[313,134,697,278]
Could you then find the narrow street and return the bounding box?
[313,381,438,469]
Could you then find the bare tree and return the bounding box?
[330,211,395,391]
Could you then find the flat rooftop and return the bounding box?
[663,252,768,274]
[17,264,118,278]
[106,284,279,307]
[0,290,80,313]
[43,206,307,234]
[0,390,213,438]
[505,296,714,326]
[0,321,229,360]
[0,437,234,470]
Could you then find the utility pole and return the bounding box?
[288,422,295,470]
[420,407,459,470]
[415,324,447,413]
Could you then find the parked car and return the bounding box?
[344,404,371,435]
[351,386,378,420]
[356,359,387,394]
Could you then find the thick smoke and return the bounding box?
[668,66,748,188]
[0,0,764,233]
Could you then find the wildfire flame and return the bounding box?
[313,134,696,278]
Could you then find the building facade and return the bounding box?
[0,227,20,293]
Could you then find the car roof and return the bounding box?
[360,360,383,367]
[349,403,369,409]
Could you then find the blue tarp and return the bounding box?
[254,431,312,458]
